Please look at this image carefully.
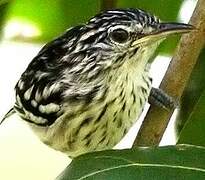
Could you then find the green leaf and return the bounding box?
[177,86,205,146]
[176,49,205,137]
[57,145,205,180]
[4,0,184,51]
[6,0,100,42]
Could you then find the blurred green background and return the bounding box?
[0,0,204,161]
[0,0,186,54]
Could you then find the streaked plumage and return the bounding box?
[3,8,193,157]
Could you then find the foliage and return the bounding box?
[177,75,205,146]
[176,49,205,135]
[3,0,100,41]
[57,145,205,180]
[1,0,183,54]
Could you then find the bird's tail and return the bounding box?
[0,108,15,125]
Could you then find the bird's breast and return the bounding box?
[28,67,152,157]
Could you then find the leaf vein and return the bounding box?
[78,163,205,180]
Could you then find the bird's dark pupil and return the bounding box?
[110,29,129,43]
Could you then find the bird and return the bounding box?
[1,8,193,158]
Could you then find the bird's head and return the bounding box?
[71,8,193,72]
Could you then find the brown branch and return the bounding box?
[133,0,205,147]
[100,0,117,11]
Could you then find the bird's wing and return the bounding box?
[14,25,85,126]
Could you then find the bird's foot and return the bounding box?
[148,87,178,110]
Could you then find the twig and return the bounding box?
[133,0,205,147]
[100,0,117,11]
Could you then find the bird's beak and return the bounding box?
[132,22,194,46]
[154,22,194,36]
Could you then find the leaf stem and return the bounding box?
[100,0,117,11]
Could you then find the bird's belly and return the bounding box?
[32,81,151,157]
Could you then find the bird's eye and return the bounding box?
[109,28,129,43]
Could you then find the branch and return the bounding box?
[100,0,117,11]
[133,0,205,147]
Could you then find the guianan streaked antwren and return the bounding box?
[1,8,193,158]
